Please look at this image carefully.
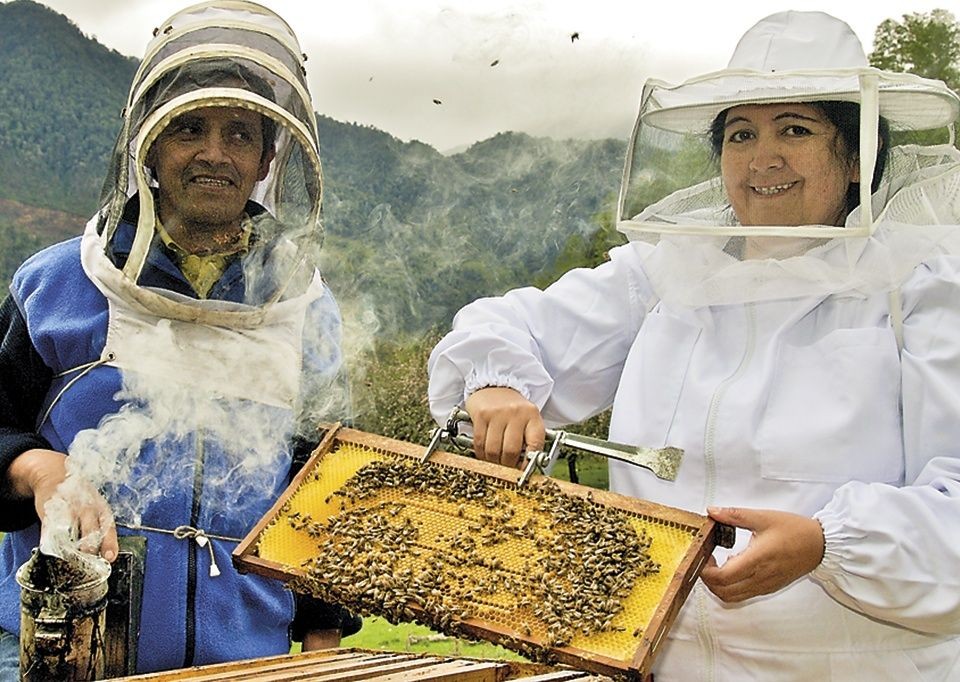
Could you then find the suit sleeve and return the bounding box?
[0,292,54,530]
[811,255,960,635]
[427,243,657,427]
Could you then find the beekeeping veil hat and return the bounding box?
[77,0,330,408]
[616,10,960,307]
[638,12,957,136]
[87,0,323,325]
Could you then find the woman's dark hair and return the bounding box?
[708,101,891,215]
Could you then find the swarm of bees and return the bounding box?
[285,454,659,659]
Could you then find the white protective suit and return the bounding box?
[428,11,960,682]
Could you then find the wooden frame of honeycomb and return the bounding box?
[233,425,732,680]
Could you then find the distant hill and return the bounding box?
[0,0,137,216]
[0,0,627,333]
[316,122,625,331]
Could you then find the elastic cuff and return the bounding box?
[463,372,532,404]
[811,507,861,579]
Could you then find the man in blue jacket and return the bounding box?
[0,2,357,676]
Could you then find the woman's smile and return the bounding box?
[751,181,798,196]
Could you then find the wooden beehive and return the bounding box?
[109,648,617,681]
[233,426,731,680]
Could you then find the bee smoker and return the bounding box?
[16,537,145,681]
[16,549,109,681]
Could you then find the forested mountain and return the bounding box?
[0,0,627,335]
[317,122,625,332]
[0,0,137,215]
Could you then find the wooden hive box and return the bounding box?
[109,648,617,681]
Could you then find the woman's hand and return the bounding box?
[8,448,119,562]
[700,506,824,603]
[464,387,545,468]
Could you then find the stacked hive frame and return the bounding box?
[111,648,617,681]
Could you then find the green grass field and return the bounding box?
[551,452,609,490]
[319,616,527,660]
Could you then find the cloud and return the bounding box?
[28,0,952,150]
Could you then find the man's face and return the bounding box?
[149,106,273,236]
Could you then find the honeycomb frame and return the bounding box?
[233,425,729,680]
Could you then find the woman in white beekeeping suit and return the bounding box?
[428,11,960,680]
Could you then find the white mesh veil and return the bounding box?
[91,0,323,325]
[616,11,960,307]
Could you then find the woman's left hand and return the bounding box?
[699,506,825,603]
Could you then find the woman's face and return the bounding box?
[720,103,858,227]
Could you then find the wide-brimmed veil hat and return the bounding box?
[614,10,960,309]
[641,10,959,134]
[617,10,960,243]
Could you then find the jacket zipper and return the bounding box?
[698,303,756,681]
[182,431,205,668]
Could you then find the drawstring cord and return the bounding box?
[38,353,116,430]
[174,526,222,577]
[45,358,240,580]
[119,523,240,578]
[45,357,240,580]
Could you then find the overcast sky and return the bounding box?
[24,0,953,152]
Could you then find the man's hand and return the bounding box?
[700,507,825,603]
[301,628,341,651]
[464,387,545,468]
[8,448,119,562]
